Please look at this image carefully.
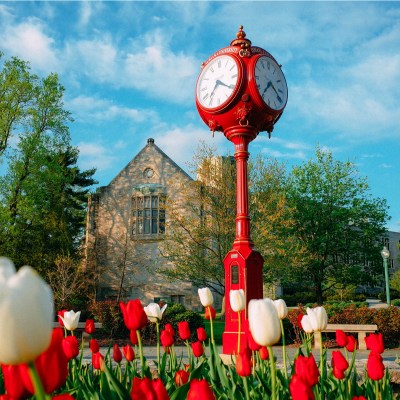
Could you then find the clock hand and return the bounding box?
[270,83,283,103]
[261,81,272,98]
[210,80,220,98]
[216,79,235,89]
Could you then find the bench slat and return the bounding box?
[324,323,377,332]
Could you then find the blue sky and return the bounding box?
[0,1,399,232]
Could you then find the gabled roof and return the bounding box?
[105,138,193,188]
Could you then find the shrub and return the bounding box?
[378,288,400,302]
[88,300,128,339]
[391,299,400,306]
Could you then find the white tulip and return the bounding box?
[300,314,314,333]
[0,263,54,365]
[273,299,288,320]
[60,310,81,331]
[230,289,245,312]
[306,306,328,332]
[248,298,281,347]
[198,287,213,307]
[144,303,168,323]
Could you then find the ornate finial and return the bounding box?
[230,25,252,48]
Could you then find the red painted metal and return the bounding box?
[195,26,287,354]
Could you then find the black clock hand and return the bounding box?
[261,81,272,98]
[270,83,283,103]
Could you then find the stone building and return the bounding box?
[85,138,202,309]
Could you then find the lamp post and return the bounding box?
[381,245,390,306]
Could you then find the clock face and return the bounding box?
[254,55,288,111]
[196,55,241,110]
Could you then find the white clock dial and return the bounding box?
[255,55,288,111]
[196,55,240,110]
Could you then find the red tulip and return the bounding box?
[247,332,261,351]
[1,364,31,399]
[331,350,349,379]
[131,377,169,400]
[365,333,384,354]
[113,344,122,363]
[205,306,216,320]
[236,347,252,377]
[84,319,96,334]
[52,395,76,400]
[123,344,136,362]
[191,341,204,357]
[89,338,100,354]
[197,327,207,342]
[367,352,385,380]
[187,378,216,400]
[120,299,148,331]
[57,310,68,327]
[297,313,305,328]
[20,328,68,394]
[178,321,191,341]
[161,329,174,348]
[294,353,319,387]
[335,330,348,347]
[289,374,315,400]
[62,335,79,360]
[165,323,175,337]
[259,346,269,360]
[92,352,104,370]
[352,397,367,400]
[174,369,189,386]
[130,329,139,345]
[346,335,358,352]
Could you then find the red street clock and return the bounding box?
[195,26,288,354]
[195,26,288,137]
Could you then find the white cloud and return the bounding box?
[67,95,158,123]
[77,141,116,171]
[0,19,58,73]
[153,124,228,171]
[123,31,199,103]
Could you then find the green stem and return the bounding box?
[280,319,288,380]
[28,362,48,400]
[237,311,242,354]
[242,376,250,400]
[136,330,145,376]
[319,334,325,400]
[208,306,215,344]
[375,379,380,400]
[268,346,277,400]
[156,320,160,375]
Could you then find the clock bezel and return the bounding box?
[196,53,244,114]
[248,54,288,112]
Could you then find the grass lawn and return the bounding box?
[203,318,225,345]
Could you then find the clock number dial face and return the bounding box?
[255,55,288,111]
[196,55,240,110]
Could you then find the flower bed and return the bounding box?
[0,258,398,399]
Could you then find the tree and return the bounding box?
[249,155,307,286]
[285,147,389,303]
[159,143,236,295]
[0,55,96,274]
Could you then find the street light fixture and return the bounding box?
[381,245,390,306]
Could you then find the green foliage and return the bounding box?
[378,288,400,302]
[391,299,400,306]
[0,54,97,274]
[390,269,400,292]
[285,147,389,303]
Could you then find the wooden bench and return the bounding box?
[314,323,378,350]
[52,322,103,341]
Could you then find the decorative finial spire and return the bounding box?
[230,25,252,48]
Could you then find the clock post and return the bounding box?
[195,26,288,354]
